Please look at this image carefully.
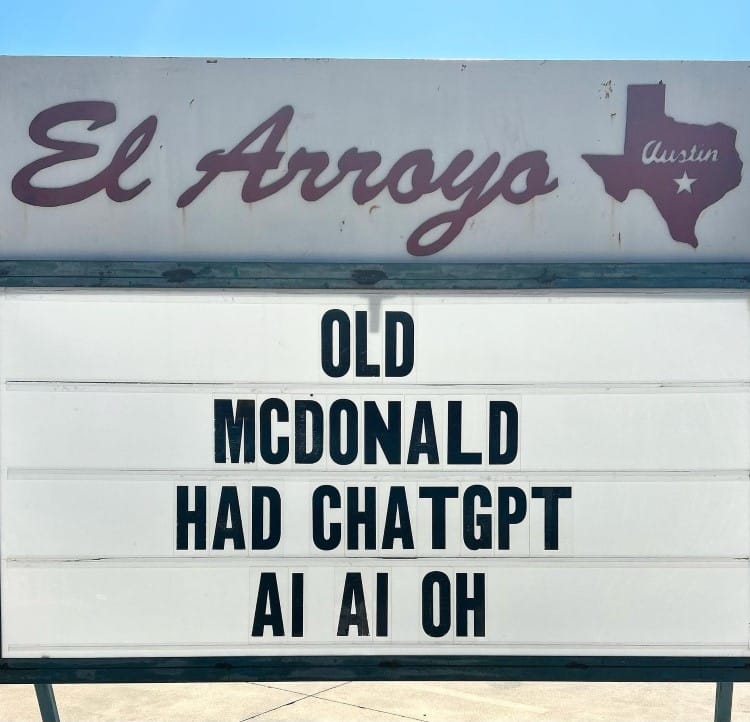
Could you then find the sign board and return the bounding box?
[0,58,747,263]
[0,58,749,683]
[1,290,749,665]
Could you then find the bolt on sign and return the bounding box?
[0,58,748,678]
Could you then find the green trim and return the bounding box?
[0,261,748,289]
[2,656,750,684]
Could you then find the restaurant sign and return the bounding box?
[0,58,746,262]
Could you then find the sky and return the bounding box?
[1,0,748,60]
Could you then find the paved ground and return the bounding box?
[1,681,750,721]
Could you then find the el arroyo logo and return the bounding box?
[583,83,743,248]
[8,80,742,255]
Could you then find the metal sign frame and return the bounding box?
[0,261,746,290]
[1,259,749,689]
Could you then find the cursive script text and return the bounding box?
[177,106,558,256]
[641,140,719,165]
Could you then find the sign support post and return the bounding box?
[34,684,60,722]
[715,682,733,722]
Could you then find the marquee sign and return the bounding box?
[2,290,748,661]
[0,58,749,684]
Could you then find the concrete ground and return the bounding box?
[1,682,750,721]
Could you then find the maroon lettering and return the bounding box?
[177,106,295,207]
[289,149,344,201]
[12,101,157,207]
[387,150,435,204]
[408,151,557,256]
[178,106,558,256]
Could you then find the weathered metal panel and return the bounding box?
[0,261,748,288]
[0,58,746,263]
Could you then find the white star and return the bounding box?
[674,171,697,194]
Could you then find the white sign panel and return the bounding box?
[0,58,747,262]
[2,290,748,658]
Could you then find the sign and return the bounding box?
[2,290,748,659]
[1,58,749,683]
[0,58,747,262]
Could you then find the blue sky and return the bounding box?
[1,0,748,59]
